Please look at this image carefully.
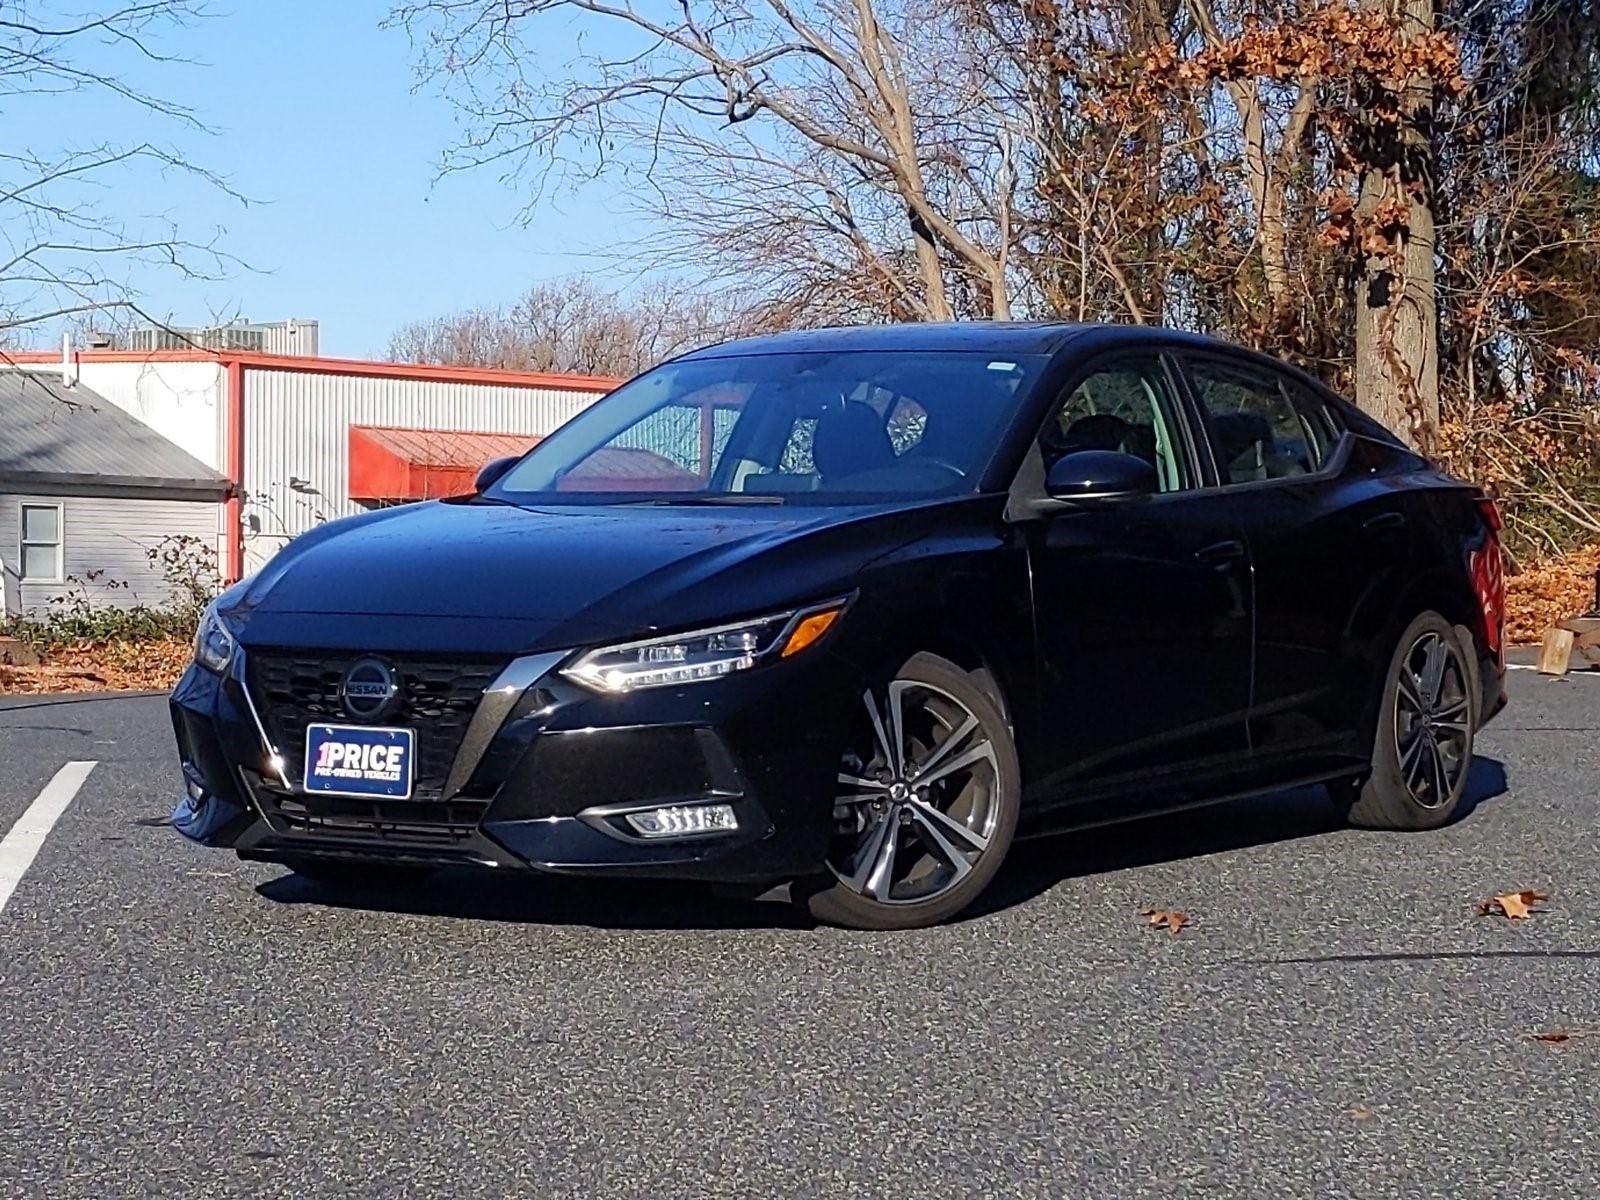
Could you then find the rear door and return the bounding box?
[1017,350,1254,813]
[1175,353,1413,773]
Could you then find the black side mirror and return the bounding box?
[1044,450,1158,502]
[475,455,520,493]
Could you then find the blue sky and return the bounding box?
[33,1,644,357]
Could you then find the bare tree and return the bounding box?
[392,0,1600,566]
[983,0,1465,436]
[0,2,235,342]
[391,0,1021,322]
[388,277,748,376]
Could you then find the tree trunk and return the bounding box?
[1238,80,1293,319]
[907,208,953,320]
[1354,0,1440,447]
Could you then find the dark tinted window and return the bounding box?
[1187,359,1340,483]
[1041,359,1194,493]
[1279,377,1344,464]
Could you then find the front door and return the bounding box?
[1017,353,1254,814]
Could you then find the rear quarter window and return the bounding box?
[1186,357,1347,483]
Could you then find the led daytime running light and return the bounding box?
[563,599,847,693]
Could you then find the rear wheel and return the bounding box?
[1342,612,1476,830]
[806,653,1020,930]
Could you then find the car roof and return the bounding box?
[677,321,1403,448]
[678,321,1256,362]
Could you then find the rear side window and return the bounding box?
[1187,359,1340,484]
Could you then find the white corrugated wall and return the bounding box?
[240,368,603,573]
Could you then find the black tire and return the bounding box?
[1342,611,1476,830]
[806,653,1021,930]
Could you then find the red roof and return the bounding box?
[561,447,701,486]
[348,424,704,501]
[356,426,541,468]
[348,425,540,501]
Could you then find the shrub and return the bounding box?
[2,534,221,652]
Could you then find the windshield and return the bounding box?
[490,350,1045,504]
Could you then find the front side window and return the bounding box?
[1039,360,1193,494]
[1187,359,1339,484]
[491,351,1045,504]
[19,502,63,582]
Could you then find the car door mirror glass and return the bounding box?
[1044,450,1158,501]
[475,455,520,492]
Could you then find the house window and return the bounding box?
[19,503,63,583]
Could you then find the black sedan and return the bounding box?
[170,323,1506,929]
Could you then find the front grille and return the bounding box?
[245,651,505,804]
[237,767,500,859]
[272,793,489,845]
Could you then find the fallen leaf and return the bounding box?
[1347,1105,1375,1121]
[1140,908,1190,935]
[1530,1027,1598,1047]
[1477,889,1550,919]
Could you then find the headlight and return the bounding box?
[192,603,237,674]
[562,599,848,693]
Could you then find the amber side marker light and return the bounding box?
[782,607,843,658]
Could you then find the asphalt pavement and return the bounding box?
[0,662,1597,1198]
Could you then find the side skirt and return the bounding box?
[1016,764,1363,842]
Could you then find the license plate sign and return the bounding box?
[303,724,414,799]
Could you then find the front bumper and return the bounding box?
[169,640,863,885]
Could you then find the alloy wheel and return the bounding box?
[830,679,1001,906]
[1392,631,1472,809]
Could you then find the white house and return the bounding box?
[0,372,231,619]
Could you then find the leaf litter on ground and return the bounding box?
[1530,1027,1600,1048]
[1477,889,1551,920]
[1140,908,1190,936]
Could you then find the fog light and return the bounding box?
[623,804,738,839]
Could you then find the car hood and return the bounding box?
[229,498,962,654]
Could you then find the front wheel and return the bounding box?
[1342,612,1476,830]
[806,653,1020,930]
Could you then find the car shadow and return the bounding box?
[1453,754,1510,821]
[256,867,818,932]
[971,755,1510,919]
[255,756,1509,932]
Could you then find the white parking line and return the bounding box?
[0,760,97,917]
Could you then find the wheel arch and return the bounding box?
[1347,566,1482,746]
[897,638,1013,725]
[838,576,1032,775]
